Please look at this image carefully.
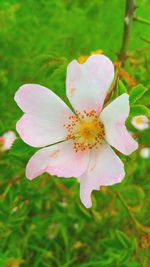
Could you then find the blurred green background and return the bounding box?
[0,0,150,266]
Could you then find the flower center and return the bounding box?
[135,117,143,125]
[64,110,105,152]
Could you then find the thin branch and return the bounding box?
[116,192,150,234]
[118,0,136,66]
[116,192,137,225]
[140,36,150,44]
[109,0,136,95]
[133,16,150,25]
[106,62,121,100]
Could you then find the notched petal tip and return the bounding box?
[80,167,125,209]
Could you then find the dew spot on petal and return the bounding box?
[70,88,76,98]
[50,149,60,159]
[89,163,96,172]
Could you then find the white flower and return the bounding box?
[0,131,16,151]
[131,115,149,130]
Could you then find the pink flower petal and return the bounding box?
[79,143,125,208]
[14,84,73,147]
[16,114,68,147]
[66,55,114,113]
[100,94,138,155]
[26,140,89,180]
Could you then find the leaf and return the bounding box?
[120,185,145,211]
[102,238,125,250]
[78,203,92,218]
[117,80,128,95]
[129,261,141,267]
[60,226,69,247]
[9,138,36,157]
[139,90,150,105]
[115,230,132,249]
[129,84,147,104]
[130,105,150,117]
[0,253,7,267]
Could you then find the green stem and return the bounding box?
[109,0,136,95]
[118,0,136,66]
[140,36,150,44]
[116,192,150,233]
[133,16,150,25]
[116,192,137,225]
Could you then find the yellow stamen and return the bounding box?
[135,117,143,124]
[64,109,105,152]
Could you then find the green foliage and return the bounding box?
[10,139,37,158]
[129,84,148,104]
[0,0,150,266]
[130,105,150,117]
[117,80,128,95]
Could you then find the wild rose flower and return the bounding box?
[14,55,138,208]
[0,131,16,151]
[131,115,149,130]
